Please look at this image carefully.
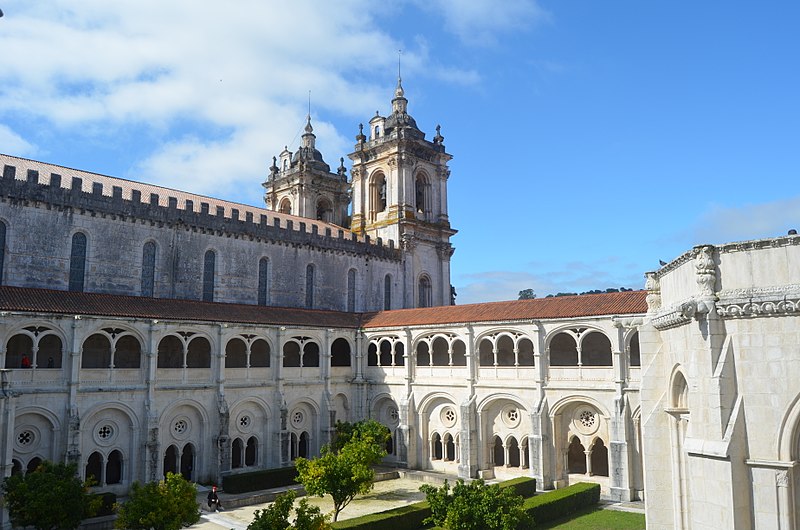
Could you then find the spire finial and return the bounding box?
[398,49,402,82]
[395,50,405,98]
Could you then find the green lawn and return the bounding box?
[535,506,645,529]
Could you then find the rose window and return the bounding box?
[388,407,399,422]
[292,411,304,427]
[17,430,34,446]
[173,419,188,435]
[239,415,251,428]
[441,407,457,427]
[579,410,595,429]
[98,425,114,440]
[502,407,521,428]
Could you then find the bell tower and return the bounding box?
[263,116,350,227]
[348,79,456,308]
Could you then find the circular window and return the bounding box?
[573,408,599,435]
[94,422,118,446]
[172,417,191,439]
[17,430,34,446]
[502,407,521,428]
[238,414,252,433]
[291,410,305,428]
[440,406,457,428]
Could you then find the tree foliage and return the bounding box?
[420,479,530,530]
[518,289,537,300]
[295,420,390,522]
[114,472,200,530]
[1,460,100,530]
[248,490,329,530]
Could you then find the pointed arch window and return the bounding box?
[418,275,432,308]
[258,257,270,306]
[370,173,387,217]
[141,241,156,297]
[305,264,315,309]
[203,250,215,302]
[384,274,392,311]
[347,269,356,312]
[69,232,87,292]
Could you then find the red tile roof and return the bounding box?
[361,290,647,328]
[0,286,363,329]
[0,287,646,330]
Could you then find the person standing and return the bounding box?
[207,485,222,512]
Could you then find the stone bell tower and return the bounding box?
[263,116,350,227]
[348,78,456,308]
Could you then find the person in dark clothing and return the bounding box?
[207,485,222,512]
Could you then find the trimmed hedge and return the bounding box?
[520,482,600,526]
[331,499,431,529]
[221,466,298,494]
[330,477,536,530]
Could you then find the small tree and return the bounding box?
[114,472,200,530]
[248,490,330,530]
[1,460,100,530]
[296,420,390,522]
[420,479,530,530]
[518,289,536,300]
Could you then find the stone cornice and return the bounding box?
[715,284,800,319]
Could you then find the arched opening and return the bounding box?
[416,342,430,367]
[371,173,387,215]
[141,241,156,297]
[250,339,270,367]
[202,250,215,302]
[347,269,356,312]
[106,450,123,485]
[432,433,443,460]
[518,338,535,366]
[232,438,243,468]
[279,198,291,215]
[163,445,178,477]
[493,436,505,466]
[451,340,467,366]
[316,198,333,222]
[180,443,195,481]
[418,275,432,308]
[114,335,141,368]
[258,257,270,306]
[550,333,578,366]
[581,332,613,366]
[82,334,111,369]
[591,439,609,477]
[69,232,87,292]
[415,173,428,215]
[431,337,449,366]
[394,343,405,366]
[186,337,211,368]
[226,338,247,368]
[331,338,351,367]
[298,432,309,459]
[283,342,301,367]
[386,435,394,455]
[379,340,393,366]
[245,437,257,466]
[305,264,315,309]
[521,437,530,468]
[507,437,520,467]
[85,451,103,484]
[5,334,32,369]
[157,336,183,368]
[672,371,689,409]
[38,334,63,369]
[567,436,587,474]
[496,335,515,366]
[302,342,320,367]
[444,434,456,461]
[629,332,641,367]
[290,433,298,461]
[11,459,22,476]
[367,343,378,367]
[26,457,42,474]
[479,339,494,366]
[384,274,392,310]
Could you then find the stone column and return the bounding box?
[777,470,795,530]
[458,396,478,479]
[0,370,17,530]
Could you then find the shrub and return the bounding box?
[520,482,600,526]
[114,472,200,530]
[421,479,530,530]
[330,500,430,529]
[223,466,298,494]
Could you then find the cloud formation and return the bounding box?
[0,125,35,157]
[692,196,800,244]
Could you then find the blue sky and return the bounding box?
[0,1,798,304]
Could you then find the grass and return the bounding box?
[535,506,645,529]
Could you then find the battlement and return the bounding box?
[0,154,400,261]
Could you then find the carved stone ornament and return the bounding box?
[644,272,661,313]
[776,470,790,487]
[401,234,417,252]
[387,157,398,168]
[715,284,800,319]
[695,245,716,297]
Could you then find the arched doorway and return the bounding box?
[591,439,609,477]
[568,436,587,474]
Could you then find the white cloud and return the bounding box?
[0,125,36,157]
[414,0,550,45]
[692,197,800,244]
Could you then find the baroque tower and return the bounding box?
[348,79,456,308]
[263,116,351,227]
